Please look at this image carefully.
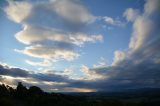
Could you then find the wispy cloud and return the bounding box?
[25,59,52,67]
[102,16,125,27]
[15,45,80,61]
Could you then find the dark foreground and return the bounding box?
[0,82,160,106]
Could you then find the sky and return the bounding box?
[0,0,160,92]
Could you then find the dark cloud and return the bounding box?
[0,65,29,77]
[0,64,71,82]
[32,73,71,82]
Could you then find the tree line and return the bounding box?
[0,82,160,106]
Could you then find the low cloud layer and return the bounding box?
[0,64,29,77]
[0,63,100,92]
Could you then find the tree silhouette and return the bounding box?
[16,82,28,99]
[29,86,43,95]
[0,82,160,106]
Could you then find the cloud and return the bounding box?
[0,63,69,83]
[15,45,80,61]
[4,0,32,23]
[53,0,96,24]
[32,73,70,83]
[0,76,6,82]
[4,0,96,25]
[15,25,103,46]
[4,0,103,64]
[123,8,139,22]
[0,64,67,91]
[25,59,52,67]
[57,0,160,91]
[63,68,74,76]
[0,64,29,77]
[2,0,105,91]
[103,16,125,27]
[112,50,126,66]
[0,75,68,91]
[0,63,97,92]
[93,57,108,68]
[85,0,160,91]
[80,65,105,80]
[128,15,153,50]
[124,0,160,50]
[2,0,160,92]
[144,0,160,16]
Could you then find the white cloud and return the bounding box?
[2,0,160,92]
[81,65,105,80]
[25,59,52,67]
[4,1,32,23]
[129,16,153,50]
[144,0,160,16]
[123,0,158,50]
[63,68,74,76]
[15,25,103,46]
[70,33,103,46]
[112,50,126,66]
[15,25,102,62]
[123,8,139,22]
[103,16,125,27]
[15,25,70,45]
[3,0,103,64]
[53,0,96,24]
[4,0,95,24]
[15,45,80,61]
[93,57,108,68]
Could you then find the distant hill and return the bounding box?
[66,87,160,97]
[0,82,160,106]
